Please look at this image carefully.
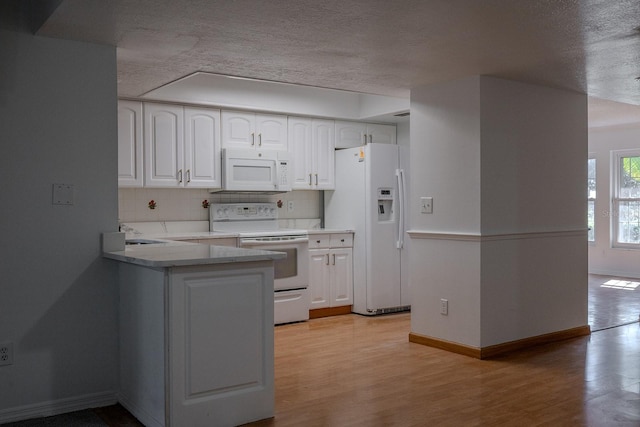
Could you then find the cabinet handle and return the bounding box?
[309,174,312,186]
[178,169,183,183]
[186,169,191,183]
[369,134,373,144]
[326,254,330,265]
[363,133,367,145]
[259,133,262,146]
[332,254,336,265]
[315,173,318,185]
[251,132,255,146]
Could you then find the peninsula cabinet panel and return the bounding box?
[118,100,143,187]
[169,265,274,426]
[119,262,275,427]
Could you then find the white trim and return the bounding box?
[0,391,117,424]
[407,229,587,242]
[612,149,640,248]
[588,268,640,280]
[117,393,165,427]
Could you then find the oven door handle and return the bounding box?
[239,237,309,246]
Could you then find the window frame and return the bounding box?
[612,149,640,249]
[587,156,596,243]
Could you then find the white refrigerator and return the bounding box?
[324,143,410,315]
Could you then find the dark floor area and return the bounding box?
[0,405,142,427]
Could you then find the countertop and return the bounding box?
[125,231,239,240]
[307,229,354,235]
[104,240,286,268]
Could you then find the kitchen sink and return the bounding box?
[125,239,163,245]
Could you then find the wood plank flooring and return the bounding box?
[245,312,640,427]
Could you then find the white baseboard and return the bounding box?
[589,268,640,280]
[117,393,165,427]
[0,391,117,424]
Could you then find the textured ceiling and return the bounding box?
[36,0,640,114]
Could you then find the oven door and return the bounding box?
[239,236,309,291]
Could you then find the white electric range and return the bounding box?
[210,203,310,324]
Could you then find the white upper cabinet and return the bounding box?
[144,103,221,188]
[335,120,396,148]
[184,107,222,188]
[312,119,335,189]
[222,111,287,151]
[144,103,184,187]
[335,121,366,149]
[288,117,334,190]
[289,117,313,188]
[367,123,397,145]
[118,100,143,187]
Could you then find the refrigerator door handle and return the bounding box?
[396,168,405,249]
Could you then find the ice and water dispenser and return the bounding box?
[377,187,394,221]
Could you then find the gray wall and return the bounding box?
[0,24,119,419]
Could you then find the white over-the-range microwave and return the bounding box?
[211,148,291,194]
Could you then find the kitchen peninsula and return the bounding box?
[104,240,285,427]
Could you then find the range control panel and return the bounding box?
[210,203,278,221]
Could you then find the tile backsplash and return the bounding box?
[118,188,322,223]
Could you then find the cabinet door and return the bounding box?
[144,103,184,187]
[288,117,313,189]
[312,119,335,190]
[221,111,256,149]
[367,123,396,145]
[331,248,353,307]
[335,121,366,149]
[184,107,221,188]
[118,101,143,187]
[309,249,331,309]
[256,114,288,151]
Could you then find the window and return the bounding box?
[588,158,596,242]
[613,151,640,247]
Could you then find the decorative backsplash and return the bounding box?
[118,188,322,223]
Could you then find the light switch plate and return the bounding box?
[52,184,74,205]
[420,197,433,214]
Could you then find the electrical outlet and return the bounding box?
[287,201,294,212]
[440,299,448,315]
[420,197,433,214]
[0,342,14,366]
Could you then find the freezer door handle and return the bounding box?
[396,168,405,249]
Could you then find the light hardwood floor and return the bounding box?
[245,312,640,427]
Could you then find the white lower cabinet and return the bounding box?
[309,233,353,310]
[119,262,274,427]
